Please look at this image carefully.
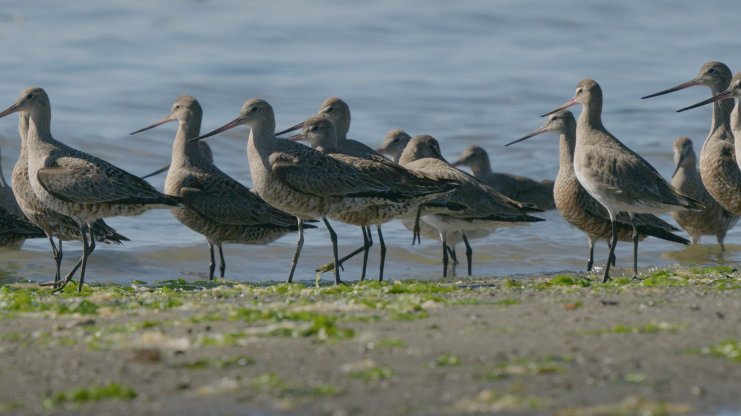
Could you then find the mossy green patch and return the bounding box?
[43,383,136,408]
[690,266,734,275]
[547,275,591,287]
[479,356,570,380]
[584,322,680,335]
[348,366,396,381]
[495,298,521,306]
[428,353,460,368]
[376,338,405,348]
[698,340,741,362]
[249,373,342,398]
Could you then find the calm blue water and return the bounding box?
[1,0,741,284]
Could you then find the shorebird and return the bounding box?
[543,79,703,282]
[131,95,311,280]
[452,145,555,210]
[294,113,458,280]
[191,98,431,285]
[668,136,737,249]
[277,97,383,158]
[398,135,544,276]
[0,87,179,292]
[0,146,45,247]
[10,111,128,284]
[377,129,412,163]
[507,110,689,273]
[279,97,395,279]
[643,61,741,215]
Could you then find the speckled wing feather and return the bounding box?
[406,158,541,221]
[269,148,393,199]
[179,184,295,227]
[37,156,178,205]
[582,140,702,209]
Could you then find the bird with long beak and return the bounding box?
[293,114,459,281]
[508,110,689,274]
[0,87,180,292]
[189,98,427,285]
[131,95,309,281]
[669,136,737,249]
[542,78,702,282]
[451,145,555,210]
[643,61,741,215]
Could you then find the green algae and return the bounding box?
[428,353,460,368]
[348,365,396,381]
[43,383,136,408]
[376,338,405,348]
[583,322,681,335]
[249,373,343,398]
[697,340,741,362]
[478,356,571,380]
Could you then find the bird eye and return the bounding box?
[325,106,334,113]
[251,106,258,113]
[708,68,715,74]
[575,88,583,95]
[25,94,33,100]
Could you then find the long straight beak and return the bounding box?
[130,115,175,135]
[142,164,171,179]
[641,78,702,99]
[541,99,576,117]
[189,116,244,142]
[275,121,304,136]
[286,133,304,141]
[676,89,733,113]
[0,103,20,119]
[505,125,549,146]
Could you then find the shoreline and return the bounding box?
[1,267,740,415]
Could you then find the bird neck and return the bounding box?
[710,95,734,137]
[171,119,207,169]
[558,132,576,176]
[468,156,492,178]
[577,100,604,131]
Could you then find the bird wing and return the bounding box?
[179,182,294,227]
[269,148,391,198]
[37,155,168,204]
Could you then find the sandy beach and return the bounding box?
[1,267,740,416]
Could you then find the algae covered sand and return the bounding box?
[1,267,740,415]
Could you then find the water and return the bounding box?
[1,0,741,284]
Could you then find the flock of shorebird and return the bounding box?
[2,60,741,291]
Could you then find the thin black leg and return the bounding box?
[629,214,639,279]
[322,216,342,285]
[412,206,422,245]
[603,221,618,283]
[377,225,386,282]
[360,226,372,281]
[208,241,216,280]
[587,241,594,272]
[77,224,95,292]
[462,233,473,276]
[441,232,448,278]
[287,218,304,283]
[218,243,226,278]
[446,244,458,264]
[48,236,61,286]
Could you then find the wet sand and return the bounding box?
[1,267,740,415]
